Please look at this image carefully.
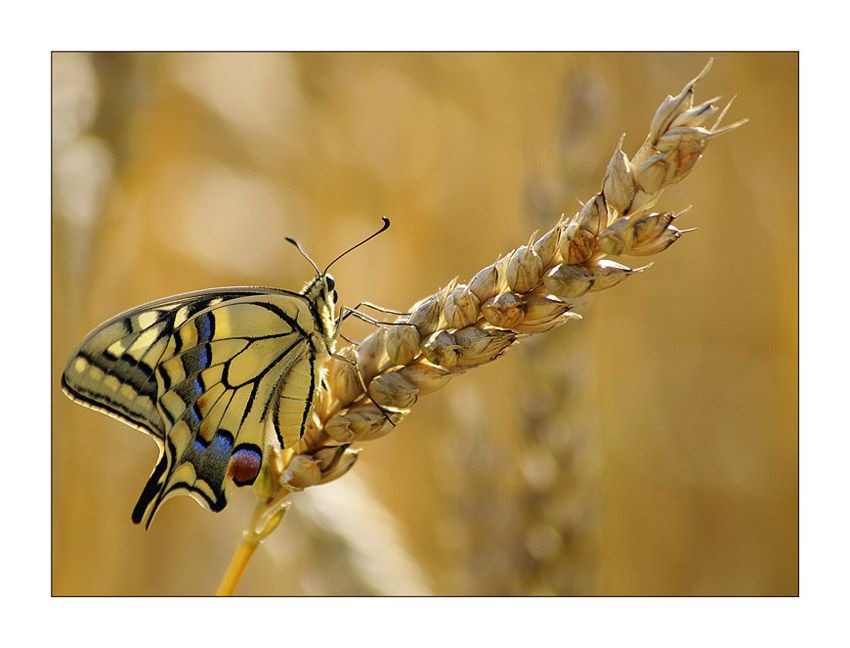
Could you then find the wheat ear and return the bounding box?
[216,60,746,594]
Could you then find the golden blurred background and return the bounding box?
[52,52,797,596]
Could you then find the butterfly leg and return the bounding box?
[345,301,410,318]
[338,304,419,343]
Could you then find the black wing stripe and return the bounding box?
[300,347,317,439]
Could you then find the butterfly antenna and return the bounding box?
[285,236,321,277]
[323,217,390,274]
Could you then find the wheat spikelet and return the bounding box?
[243,59,746,550]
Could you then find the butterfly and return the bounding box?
[61,217,390,528]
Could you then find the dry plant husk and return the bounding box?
[235,60,746,569]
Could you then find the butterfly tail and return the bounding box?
[132,449,171,528]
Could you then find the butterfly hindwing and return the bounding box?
[62,287,333,527]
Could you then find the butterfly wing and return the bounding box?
[62,287,329,527]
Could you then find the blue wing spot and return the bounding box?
[180,344,212,376]
[190,403,203,424]
[211,430,234,463]
[193,436,210,454]
[199,344,211,368]
[196,313,214,343]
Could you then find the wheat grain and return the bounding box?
[244,59,746,548]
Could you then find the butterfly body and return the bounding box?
[62,275,339,528]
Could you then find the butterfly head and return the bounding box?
[300,271,339,322]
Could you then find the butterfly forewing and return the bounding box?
[61,285,335,527]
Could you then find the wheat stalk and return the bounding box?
[217,59,746,594]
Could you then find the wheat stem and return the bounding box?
[216,532,260,595]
